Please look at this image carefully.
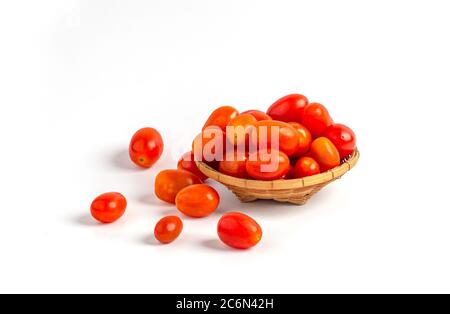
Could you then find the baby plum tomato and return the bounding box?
[218,152,247,178]
[203,106,239,131]
[154,216,183,244]
[252,120,300,156]
[289,122,312,157]
[155,169,203,204]
[294,157,321,178]
[242,110,272,121]
[266,94,309,123]
[310,137,341,171]
[129,128,164,168]
[226,113,258,147]
[302,103,333,137]
[177,151,208,181]
[90,192,127,223]
[175,184,220,218]
[323,124,356,158]
[217,212,262,249]
[246,149,290,181]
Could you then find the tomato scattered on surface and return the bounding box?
[176,184,220,218]
[90,192,127,223]
[154,216,183,244]
[217,212,262,249]
[155,169,203,204]
[129,127,164,168]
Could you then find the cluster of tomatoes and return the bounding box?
[89,94,356,250]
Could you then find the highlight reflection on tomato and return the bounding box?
[90,192,127,224]
[175,184,220,218]
[155,169,203,204]
[129,128,164,168]
[217,212,262,249]
[154,216,183,244]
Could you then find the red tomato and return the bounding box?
[242,110,272,121]
[90,192,127,223]
[218,151,247,178]
[294,157,321,178]
[203,106,239,131]
[288,122,312,157]
[155,169,203,204]
[177,151,208,181]
[302,103,333,137]
[175,184,220,218]
[283,165,296,179]
[310,137,340,171]
[323,124,356,158]
[129,128,164,168]
[246,149,290,180]
[226,113,258,147]
[266,94,309,123]
[252,120,300,156]
[217,212,262,249]
[154,216,183,244]
[192,126,226,162]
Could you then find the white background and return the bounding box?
[1,0,449,294]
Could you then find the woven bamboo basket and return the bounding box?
[196,149,359,205]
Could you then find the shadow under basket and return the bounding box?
[196,149,360,205]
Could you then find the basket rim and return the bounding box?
[196,148,360,190]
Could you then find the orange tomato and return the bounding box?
[294,157,321,178]
[217,212,262,249]
[252,120,300,156]
[203,106,239,131]
[175,184,220,218]
[226,113,258,147]
[246,149,290,180]
[90,192,127,224]
[154,216,183,244]
[192,126,226,162]
[155,169,203,204]
[218,151,247,178]
[289,122,312,157]
[177,151,208,181]
[242,110,272,121]
[302,103,333,137]
[129,128,164,168]
[310,137,340,171]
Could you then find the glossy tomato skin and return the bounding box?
[288,122,312,157]
[252,120,300,156]
[246,149,290,180]
[203,106,239,131]
[242,110,272,121]
[294,157,321,178]
[310,137,341,171]
[129,128,164,168]
[217,212,262,249]
[155,169,203,204]
[192,126,226,162]
[218,152,247,178]
[177,151,208,181]
[302,103,333,137]
[323,124,356,158]
[266,94,309,123]
[175,184,220,218]
[154,216,183,244]
[90,192,127,223]
[226,113,258,147]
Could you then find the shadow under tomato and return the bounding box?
[141,234,162,246]
[112,149,140,171]
[73,213,102,226]
[200,239,249,252]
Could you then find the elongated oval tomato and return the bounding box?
[266,94,309,123]
[177,151,208,181]
[302,103,333,137]
[129,128,164,168]
[226,113,258,147]
[203,106,239,131]
[155,169,203,204]
[242,110,272,121]
[289,122,312,157]
[175,184,220,218]
[323,123,356,158]
[310,137,340,171]
[218,151,247,178]
[252,120,300,156]
[154,216,183,244]
[246,149,290,180]
[294,157,321,178]
[217,212,262,249]
[90,192,127,223]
